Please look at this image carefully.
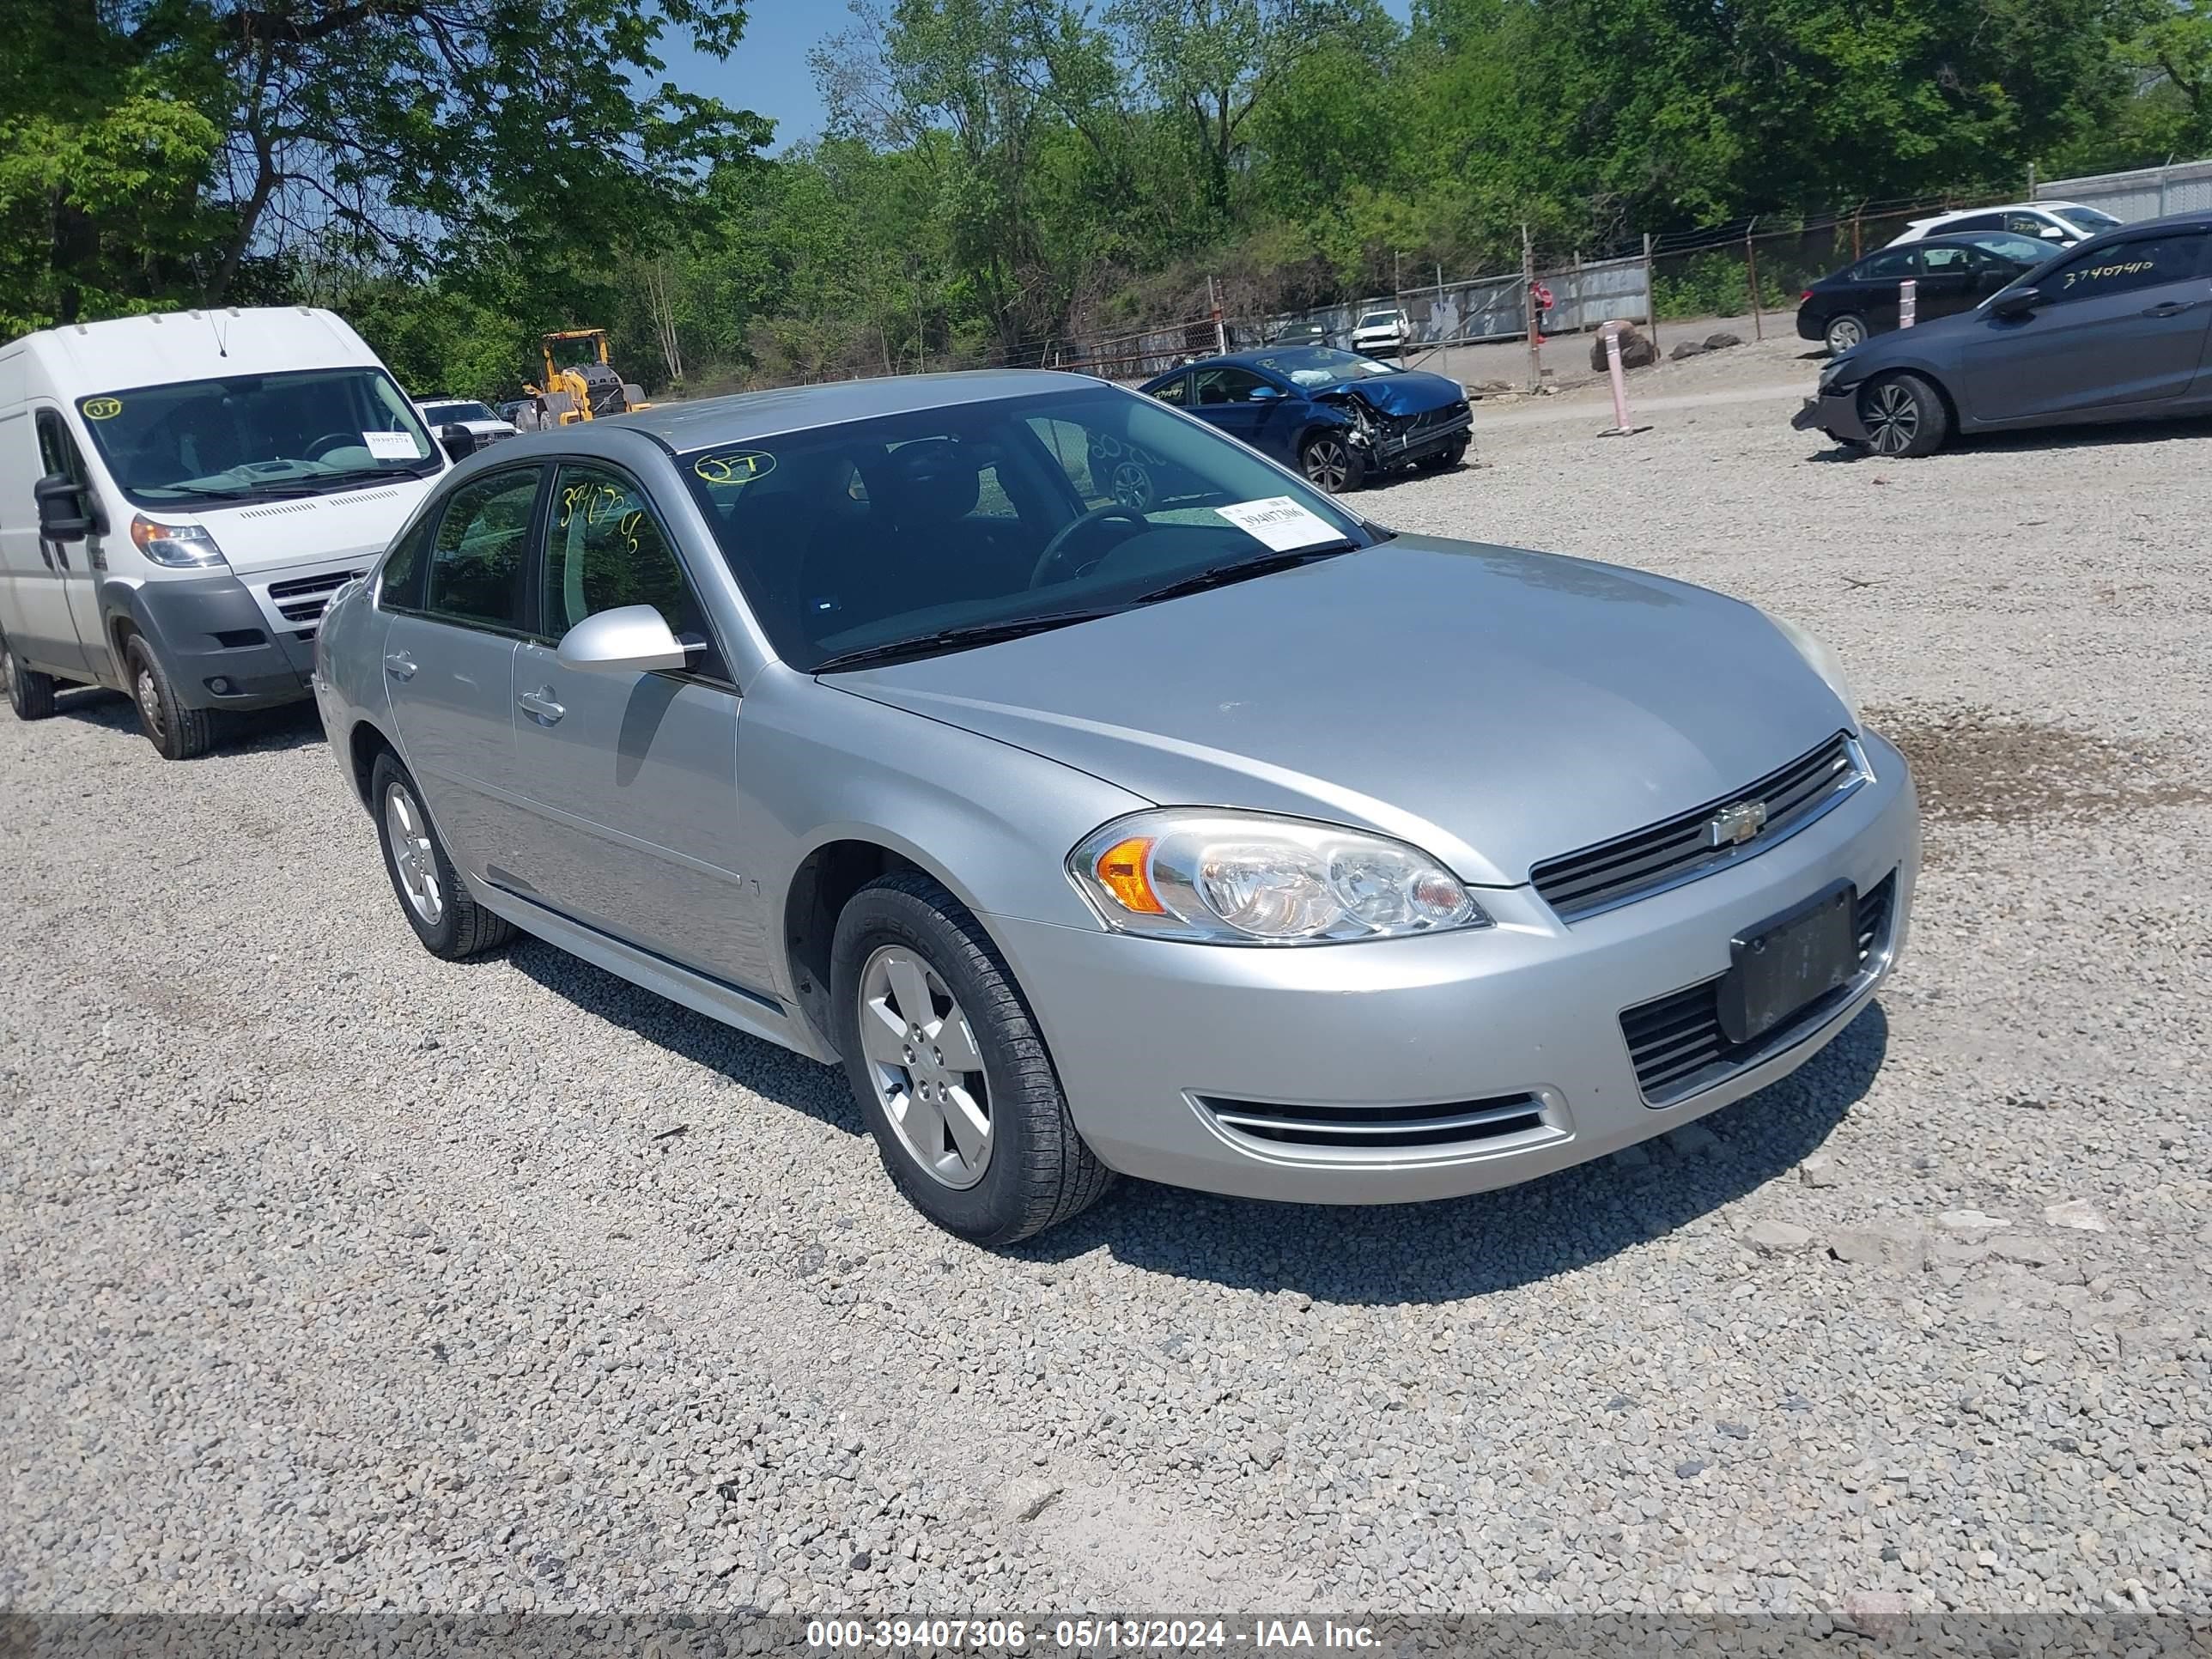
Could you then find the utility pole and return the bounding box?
[1642,232,1657,356]
[1745,216,1763,342]
[1207,275,1226,355]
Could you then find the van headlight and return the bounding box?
[1069,810,1491,944]
[131,516,228,568]
[1765,611,1859,726]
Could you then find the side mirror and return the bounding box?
[1248,384,1285,401]
[555,604,697,675]
[2039,225,2065,240]
[439,422,477,463]
[1991,286,2042,319]
[33,474,93,542]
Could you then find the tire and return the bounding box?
[1857,372,1950,459]
[369,749,516,960]
[830,870,1113,1245]
[2,629,58,720]
[123,634,216,759]
[1825,313,1869,354]
[1419,437,1468,472]
[1300,431,1366,494]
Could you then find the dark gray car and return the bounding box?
[1793,210,2212,456]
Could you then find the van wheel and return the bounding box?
[369,750,515,960]
[2,631,58,720]
[1859,373,1950,458]
[124,635,216,759]
[830,871,1113,1245]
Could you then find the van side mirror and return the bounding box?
[439,422,477,463]
[555,604,697,675]
[1991,287,2043,319]
[33,474,93,542]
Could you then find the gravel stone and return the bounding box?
[2045,1198,2110,1231]
[3,335,2208,1617]
[1741,1219,1815,1255]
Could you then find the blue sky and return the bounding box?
[654,0,1413,152]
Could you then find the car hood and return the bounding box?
[1318,369,1464,415]
[828,537,1851,887]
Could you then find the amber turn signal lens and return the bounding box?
[1095,836,1164,914]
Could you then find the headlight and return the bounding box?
[131,515,227,568]
[1765,611,1859,726]
[1069,810,1492,944]
[1818,356,1851,392]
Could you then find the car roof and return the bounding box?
[623,368,1110,450]
[1917,200,2084,222]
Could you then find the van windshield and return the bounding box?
[73,367,441,507]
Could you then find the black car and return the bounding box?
[1139,347,1471,493]
[1792,210,2212,457]
[1267,321,1334,348]
[1796,230,2052,354]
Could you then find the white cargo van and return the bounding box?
[0,307,468,757]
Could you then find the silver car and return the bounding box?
[313,371,1918,1244]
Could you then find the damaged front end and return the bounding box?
[1316,373,1473,468]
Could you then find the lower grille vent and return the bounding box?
[1197,1091,1545,1152]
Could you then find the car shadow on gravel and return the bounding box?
[36,685,327,754]
[505,943,866,1137]
[1022,1003,1889,1304]
[1806,410,2212,463]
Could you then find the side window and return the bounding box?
[378,514,436,611]
[2043,234,2209,304]
[1946,214,2000,234]
[2007,212,2057,237]
[34,411,88,483]
[546,464,726,679]
[1026,416,1113,507]
[1150,374,1189,408]
[1920,246,1973,274]
[425,469,540,631]
[1191,367,1269,406]
[1853,248,1917,281]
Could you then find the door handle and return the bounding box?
[382,652,417,681]
[2142,301,2196,318]
[519,688,566,724]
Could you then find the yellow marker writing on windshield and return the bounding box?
[81,398,123,421]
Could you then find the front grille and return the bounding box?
[1196,1091,1546,1153]
[268,568,362,624]
[1531,733,1863,922]
[1620,872,1896,1104]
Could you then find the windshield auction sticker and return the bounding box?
[363,431,419,459]
[1214,495,1343,551]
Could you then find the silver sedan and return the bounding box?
[313,370,1918,1243]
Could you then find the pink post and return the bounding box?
[1597,321,1648,437]
[1899,278,1917,329]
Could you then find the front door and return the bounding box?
[507,461,760,994]
[1963,230,2212,422]
[381,465,544,880]
[8,409,102,678]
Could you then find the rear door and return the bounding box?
[1962,230,2212,422]
[380,465,544,878]
[507,460,758,989]
[1845,246,1916,333]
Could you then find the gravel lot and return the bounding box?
[3,342,2209,1619]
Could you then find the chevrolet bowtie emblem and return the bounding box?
[1705,799,1768,848]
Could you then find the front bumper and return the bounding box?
[993,731,1917,1204]
[1370,405,1474,465]
[1792,385,1871,444]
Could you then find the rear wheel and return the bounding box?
[124,635,216,759]
[831,871,1112,1245]
[2,630,58,720]
[1300,432,1366,494]
[369,750,516,960]
[1825,313,1869,354]
[1858,372,1950,458]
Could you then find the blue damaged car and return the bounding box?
[1139,347,1473,493]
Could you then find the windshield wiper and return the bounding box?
[1126,543,1358,606]
[812,607,1126,672]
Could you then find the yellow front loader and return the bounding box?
[517,329,651,428]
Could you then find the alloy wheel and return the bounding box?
[1304,438,1351,492]
[383,781,445,926]
[1109,461,1154,513]
[1826,317,1864,353]
[856,944,992,1189]
[1863,382,1919,456]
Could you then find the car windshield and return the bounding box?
[2058,206,2122,234]
[422,400,496,424]
[76,367,438,507]
[1246,347,1401,386]
[681,384,1381,672]
[1357,312,1400,328]
[1960,232,2052,264]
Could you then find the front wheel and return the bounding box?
[369,750,515,960]
[1300,432,1366,494]
[124,635,216,759]
[2,630,58,720]
[831,871,1112,1245]
[1418,437,1468,472]
[1825,313,1868,354]
[1858,372,1950,458]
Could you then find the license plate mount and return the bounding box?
[1717,881,1858,1046]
